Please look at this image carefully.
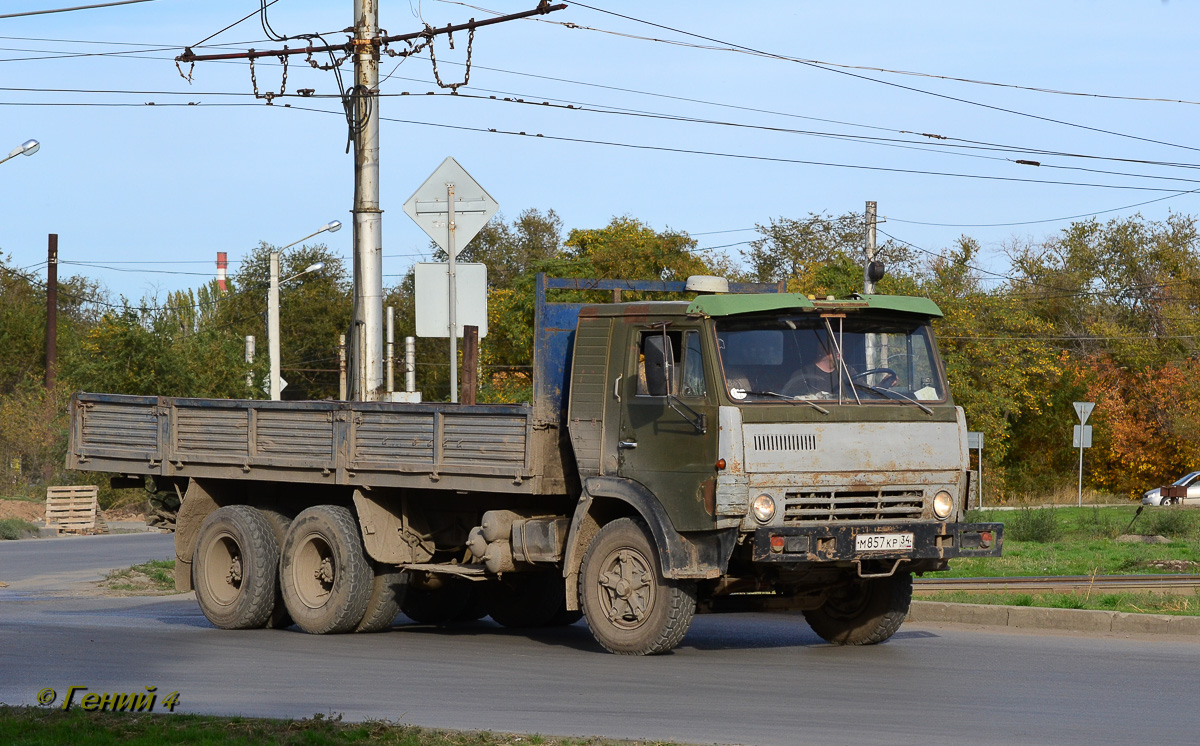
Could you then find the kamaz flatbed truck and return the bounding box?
[67,274,1002,654]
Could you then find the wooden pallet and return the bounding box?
[45,485,100,534]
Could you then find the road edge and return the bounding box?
[908,600,1200,635]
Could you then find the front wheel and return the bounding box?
[803,572,913,645]
[579,517,695,655]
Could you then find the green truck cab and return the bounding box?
[561,278,1001,649]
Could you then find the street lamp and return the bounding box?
[0,139,40,167]
[269,221,341,401]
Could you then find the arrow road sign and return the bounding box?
[1073,401,1095,424]
[402,157,498,257]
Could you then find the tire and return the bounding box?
[400,575,473,625]
[803,572,913,646]
[278,505,372,635]
[355,565,406,633]
[192,505,279,630]
[578,517,696,655]
[259,509,294,629]
[487,573,564,628]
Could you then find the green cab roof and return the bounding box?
[687,292,943,318]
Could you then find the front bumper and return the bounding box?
[752,521,1003,563]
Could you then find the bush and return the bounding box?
[0,518,38,540]
[1006,508,1063,543]
[1146,509,1199,539]
[1082,507,1120,539]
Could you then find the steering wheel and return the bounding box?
[852,367,898,388]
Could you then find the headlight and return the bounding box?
[933,490,954,520]
[752,493,776,523]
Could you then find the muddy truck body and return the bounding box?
[68,274,1002,654]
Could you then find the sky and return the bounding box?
[1,0,1199,303]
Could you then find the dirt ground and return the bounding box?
[0,498,42,522]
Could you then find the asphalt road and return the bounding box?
[2,533,1199,745]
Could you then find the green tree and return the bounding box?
[216,242,351,400]
[744,212,917,297]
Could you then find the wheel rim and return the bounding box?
[202,531,243,607]
[292,531,336,610]
[595,546,656,630]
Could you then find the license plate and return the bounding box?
[855,532,914,552]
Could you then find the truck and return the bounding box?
[67,274,1002,655]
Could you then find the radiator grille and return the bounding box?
[752,433,817,452]
[784,489,924,523]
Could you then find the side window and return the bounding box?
[680,331,706,397]
[636,329,682,397]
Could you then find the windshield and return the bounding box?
[1172,472,1200,487]
[715,313,946,404]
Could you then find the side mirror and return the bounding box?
[643,334,671,397]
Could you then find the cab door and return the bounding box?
[616,324,718,531]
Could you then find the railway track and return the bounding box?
[915,574,1200,595]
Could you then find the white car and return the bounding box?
[1142,471,1200,506]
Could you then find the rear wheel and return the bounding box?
[579,517,695,655]
[803,572,913,645]
[192,505,279,630]
[259,509,294,629]
[355,565,406,633]
[279,505,372,634]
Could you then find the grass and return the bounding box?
[0,707,676,746]
[923,590,1200,617]
[0,518,39,541]
[99,559,178,594]
[933,505,1200,579]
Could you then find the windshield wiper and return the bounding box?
[851,383,933,415]
[730,388,830,415]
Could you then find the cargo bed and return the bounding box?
[67,392,564,494]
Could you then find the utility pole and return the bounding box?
[352,0,384,402]
[45,234,58,391]
[863,200,878,295]
[268,252,282,401]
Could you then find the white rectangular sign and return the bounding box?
[414,262,488,338]
[1073,424,1093,448]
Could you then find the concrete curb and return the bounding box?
[908,600,1200,636]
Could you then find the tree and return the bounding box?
[215,243,351,400]
[744,212,917,297]
[432,208,563,288]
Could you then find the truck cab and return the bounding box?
[562,283,1001,648]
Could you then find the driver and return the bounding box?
[785,338,837,397]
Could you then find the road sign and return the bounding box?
[1073,424,1093,448]
[402,157,498,257]
[415,263,489,338]
[402,157,499,403]
[967,431,983,450]
[1073,401,1095,425]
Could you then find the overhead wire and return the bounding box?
[279,103,1195,194]
[564,1,1200,154]
[0,1,158,21]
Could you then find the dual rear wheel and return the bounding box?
[192,504,403,634]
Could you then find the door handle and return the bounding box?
[618,440,638,449]
[613,375,622,401]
